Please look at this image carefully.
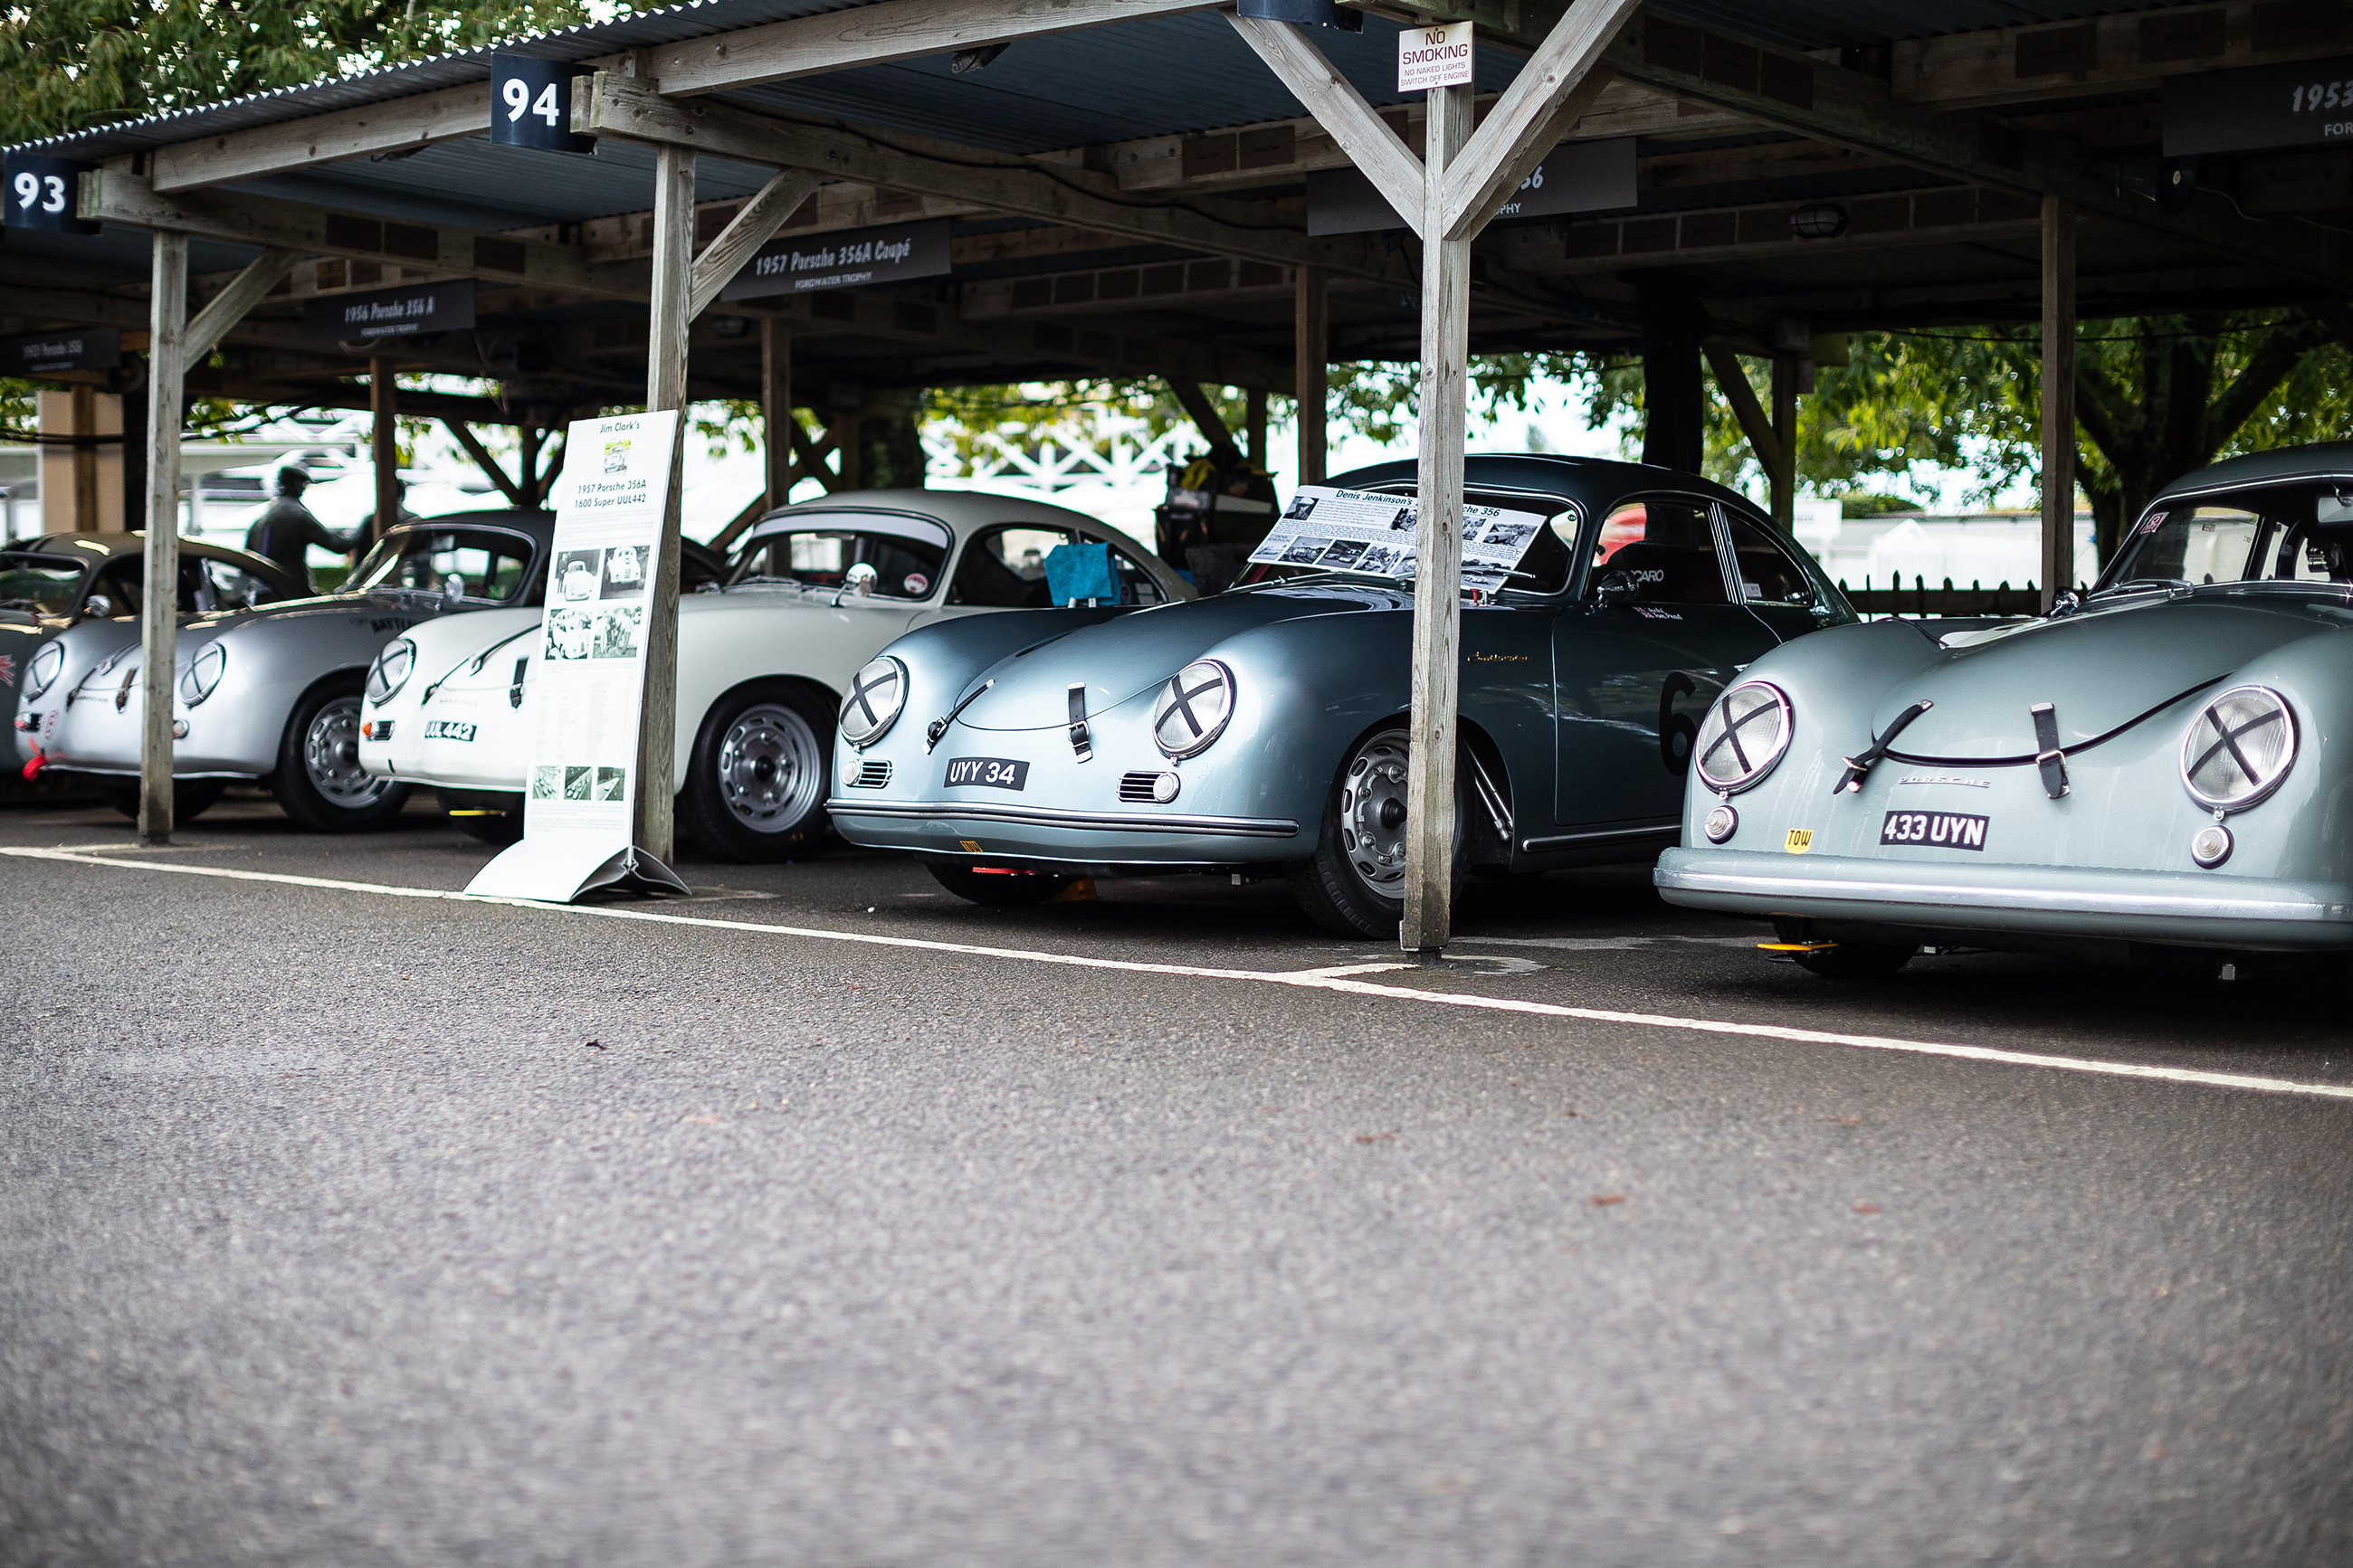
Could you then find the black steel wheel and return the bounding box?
[271,677,410,832]
[1288,726,1465,940]
[679,680,835,863]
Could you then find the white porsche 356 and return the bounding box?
[357,489,1187,860]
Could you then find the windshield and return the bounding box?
[2101,481,2353,593]
[727,511,952,599]
[347,527,538,603]
[0,551,90,616]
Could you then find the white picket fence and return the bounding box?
[921,414,1200,546]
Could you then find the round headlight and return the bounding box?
[839,656,907,747]
[365,637,415,706]
[22,640,64,700]
[177,641,227,707]
[1151,660,1234,759]
[1693,680,1792,794]
[2181,684,2296,813]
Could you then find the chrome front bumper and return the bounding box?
[1655,848,2353,950]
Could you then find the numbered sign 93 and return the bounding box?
[5,155,100,234]
[490,54,590,153]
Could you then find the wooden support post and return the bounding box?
[518,424,545,508]
[138,233,188,845]
[762,318,792,509]
[370,359,399,543]
[1402,82,1473,955]
[1245,388,1268,470]
[1770,355,1798,533]
[636,140,695,865]
[1165,377,1234,451]
[1295,265,1328,486]
[71,385,100,530]
[441,418,528,506]
[2041,195,2077,609]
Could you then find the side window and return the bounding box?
[90,559,141,617]
[1107,541,1167,605]
[1720,514,1820,604]
[383,533,532,602]
[1588,498,1727,603]
[205,558,281,609]
[950,525,1076,608]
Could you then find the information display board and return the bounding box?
[303,280,475,347]
[2,327,119,376]
[1248,485,1551,591]
[4,154,100,234]
[467,410,690,902]
[719,218,952,299]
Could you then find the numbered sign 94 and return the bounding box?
[490,54,590,153]
[5,155,100,234]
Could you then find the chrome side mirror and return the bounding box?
[1592,569,1637,608]
[2049,588,2082,617]
[442,573,466,607]
[82,594,112,619]
[843,562,879,596]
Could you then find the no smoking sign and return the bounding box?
[1398,20,1473,91]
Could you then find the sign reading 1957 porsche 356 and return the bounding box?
[826,454,1857,939]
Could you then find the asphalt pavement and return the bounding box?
[2,789,2348,1567]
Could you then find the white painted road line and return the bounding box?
[14,844,2353,1104]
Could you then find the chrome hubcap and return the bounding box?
[305,697,390,805]
[717,704,824,833]
[1339,731,1412,896]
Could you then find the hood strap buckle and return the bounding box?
[1834,699,1932,795]
[2030,702,2070,799]
[1067,683,1092,762]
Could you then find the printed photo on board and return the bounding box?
[601,545,646,597]
[546,607,594,660]
[595,765,627,801]
[556,548,601,603]
[592,603,643,660]
[564,765,593,801]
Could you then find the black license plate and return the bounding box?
[944,756,1029,790]
[423,719,476,742]
[1881,809,1987,851]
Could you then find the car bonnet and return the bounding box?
[1864,594,2336,759]
[950,584,1396,732]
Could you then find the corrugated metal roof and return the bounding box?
[12,0,2190,165]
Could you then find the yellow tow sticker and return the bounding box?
[959,840,984,853]
[1785,828,1815,854]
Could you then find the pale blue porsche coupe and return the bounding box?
[827,454,1856,937]
[1656,443,2353,976]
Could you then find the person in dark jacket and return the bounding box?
[243,468,357,592]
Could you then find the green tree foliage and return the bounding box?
[0,0,622,144]
[1597,313,2351,567]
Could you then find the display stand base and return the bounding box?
[465,838,691,902]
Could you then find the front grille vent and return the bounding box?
[1119,770,1176,803]
[849,759,891,788]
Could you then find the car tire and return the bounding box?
[438,788,525,844]
[927,861,1076,906]
[272,677,411,832]
[679,680,834,864]
[100,778,227,822]
[1289,725,1466,940]
[1792,940,1916,979]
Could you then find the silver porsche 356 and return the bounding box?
[1656,443,2353,976]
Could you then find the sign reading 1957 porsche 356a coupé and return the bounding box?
[1656,443,2353,977]
[825,454,1857,939]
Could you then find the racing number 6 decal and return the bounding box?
[1659,672,1698,775]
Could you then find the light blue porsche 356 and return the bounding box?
[1656,443,2353,976]
[827,454,1855,938]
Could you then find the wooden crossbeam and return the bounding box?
[1227,15,1426,233]
[648,0,1224,96]
[687,170,822,319]
[578,73,1399,289]
[441,418,530,506]
[1437,0,1637,240]
[1701,344,1782,475]
[183,248,303,359]
[150,82,494,194]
